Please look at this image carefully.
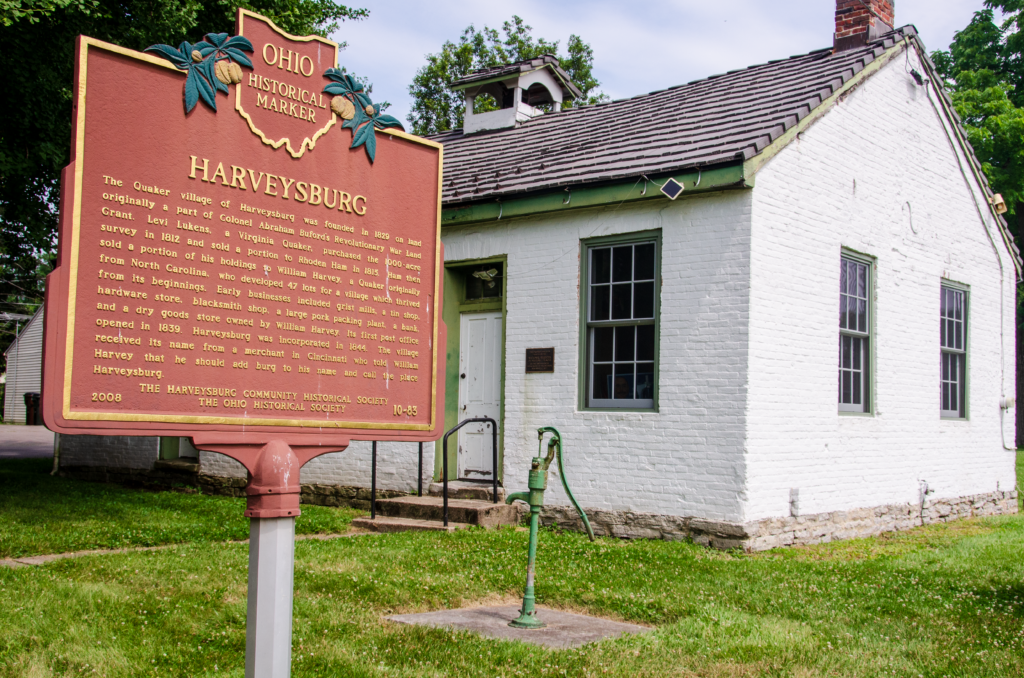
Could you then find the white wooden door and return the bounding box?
[457,311,503,480]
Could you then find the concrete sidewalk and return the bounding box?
[0,425,55,460]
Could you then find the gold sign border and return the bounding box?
[234,9,338,159]
[62,36,444,432]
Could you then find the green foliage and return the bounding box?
[407,15,606,136]
[0,0,367,330]
[0,0,97,27]
[947,71,1024,213]
[932,5,1024,218]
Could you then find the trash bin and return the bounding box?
[23,392,41,426]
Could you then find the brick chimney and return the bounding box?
[834,0,895,52]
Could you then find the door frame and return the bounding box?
[456,309,502,480]
[437,255,507,482]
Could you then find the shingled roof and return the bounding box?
[430,28,916,207]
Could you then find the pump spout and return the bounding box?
[506,491,530,505]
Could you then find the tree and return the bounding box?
[407,16,605,136]
[932,5,1024,215]
[0,0,367,346]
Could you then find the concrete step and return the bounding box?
[376,495,519,527]
[153,458,199,473]
[427,481,505,502]
[351,516,471,533]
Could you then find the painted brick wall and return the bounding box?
[745,46,1019,522]
[59,434,158,470]
[442,192,753,522]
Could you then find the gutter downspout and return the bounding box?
[915,38,1019,451]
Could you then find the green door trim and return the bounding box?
[437,255,508,482]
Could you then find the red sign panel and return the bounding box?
[43,12,445,442]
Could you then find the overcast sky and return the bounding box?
[330,0,994,126]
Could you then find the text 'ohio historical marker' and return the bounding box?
[42,11,446,678]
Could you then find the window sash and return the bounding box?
[838,334,869,411]
[838,256,871,413]
[585,241,658,409]
[940,286,967,418]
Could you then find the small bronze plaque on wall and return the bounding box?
[525,348,555,373]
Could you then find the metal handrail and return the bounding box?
[369,441,429,521]
[418,442,424,497]
[442,417,498,526]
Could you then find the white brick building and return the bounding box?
[60,2,1020,549]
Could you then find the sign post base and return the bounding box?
[191,437,349,678]
[246,516,296,678]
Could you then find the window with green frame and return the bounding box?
[581,233,660,409]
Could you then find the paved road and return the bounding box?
[0,425,55,460]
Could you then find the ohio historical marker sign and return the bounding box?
[43,10,445,442]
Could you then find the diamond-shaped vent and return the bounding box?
[660,178,684,200]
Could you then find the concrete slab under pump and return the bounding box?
[387,605,652,649]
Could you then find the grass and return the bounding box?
[0,456,1022,676]
[0,459,363,558]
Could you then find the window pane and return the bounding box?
[592,248,610,284]
[857,299,867,333]
[593,327,614,362]
[592,363,613,400]
[633,281,655,318]
[591,285,610,321]
[840,260,849,296]
[611,283,632,319]
[586,240,659,409]
[852,361,861,403]
[636,363,655,399]
[612,246,632,282]
[634,244,655,280]
[613,363,634,399]
[840,295,849,330]
[615,326,635,362]
[636,325,655,361]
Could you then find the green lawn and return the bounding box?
[0,459,363,558]
[0,457,1022,677]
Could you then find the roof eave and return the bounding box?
[441,163,750,227]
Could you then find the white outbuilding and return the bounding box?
[3,307,44,424]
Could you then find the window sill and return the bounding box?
[838,410,874,417]
[576,408,659,416]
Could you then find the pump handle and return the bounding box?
[538,427,595,542]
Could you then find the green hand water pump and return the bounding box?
[505,427,595,629]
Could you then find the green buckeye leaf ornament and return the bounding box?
[146,33,254,114]
[323,73,404,163]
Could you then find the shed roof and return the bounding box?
[431,28,916,206]
[451,54,583,100]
